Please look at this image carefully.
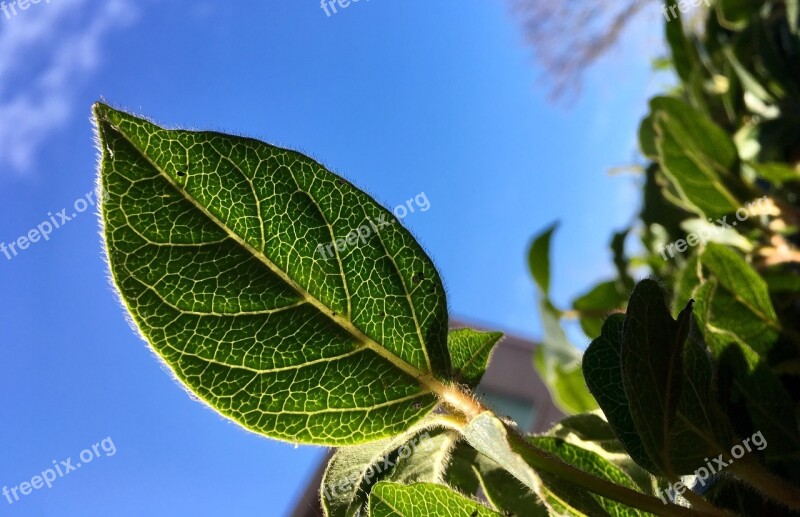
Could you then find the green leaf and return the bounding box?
[369,482,500,517]
[638,114,658,160]
[448,329,503,389]
[463,412,544,499]
[694,279,800,463]
[621,280,733,475]
[789,0,799,34]
[547,412,655,495]
[748,161,800,184]
[471,454,548,517]
[665,0,701,83]
[699,243,780,356]
[534,298,598,415]
[584,314,658,474]
[444,440,548,516]
[572,280,627,339]
[651,97,741,218]
[531,437,648,517]
[528,222,558,295]
[621,280,692,467]
[94,103,451,445]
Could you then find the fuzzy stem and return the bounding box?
[728,458,800,510]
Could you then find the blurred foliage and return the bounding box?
[529,0,800,513]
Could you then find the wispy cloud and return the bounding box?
[0,0,138,175]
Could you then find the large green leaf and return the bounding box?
[651,97,741,218]
[369,482,500,517]
[621,280,733,475]
[95,103,452,445]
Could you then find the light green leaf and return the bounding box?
[534,297,598,415]
[651,96,741,218]
[448,329,503,389]
[95,103,451,445]
[369,482,500,517]
[789,0,799,34]
[679,218,753,253]
[528,222,558,295]
[471,452,548,517]
[571,280,627,339]
[748,161,800,184]
[699,243,779,356]
[463,412,544,498]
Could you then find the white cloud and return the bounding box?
[0,0,138,175]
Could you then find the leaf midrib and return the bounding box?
[103,119,448,399]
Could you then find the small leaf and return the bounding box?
[571,280,627,339]
[369,482,500,517]
[448,329,503,389]
[528,222,558,295]
[95,103,451,445]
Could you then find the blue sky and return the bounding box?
[0,1,666,515]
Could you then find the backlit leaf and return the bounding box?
[95,103,451,445]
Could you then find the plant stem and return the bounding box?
[501,425,724,517]
[439,384,720,517]
[729,458,800,510]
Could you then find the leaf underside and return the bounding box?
[95,103,451,445]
